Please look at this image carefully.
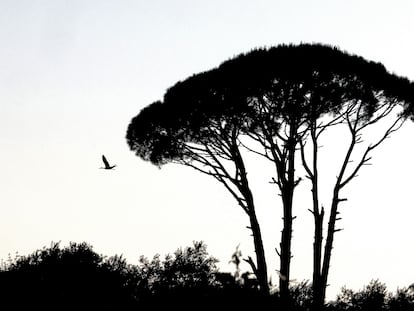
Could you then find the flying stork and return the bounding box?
[100,155,116,170]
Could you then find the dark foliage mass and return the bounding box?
[0,242,138,311]
[1,242,412,310]
[0,242,269,310]
[126,43,414,167]
[327,280,414,311]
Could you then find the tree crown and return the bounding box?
[127,43,414,166]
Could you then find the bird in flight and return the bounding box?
[100,155,116,170]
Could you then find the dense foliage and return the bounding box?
[0,242,268,310]
[0,242,138,310]
[327,280,414,311]
[126,43,414,167]
[0,242,412,310]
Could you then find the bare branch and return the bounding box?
[340,116,405,188]
[183,161,249,213]
[261,125,284,161]
[294,177,302,187]
[367,115,405,150]
[180,142,257,214]
[269,177,282,188]
[245,131,269,147]
[356,100,398,132]
[315,111,349,139]
[239,139,272,160]
[275,248,281,258]
[243,256,258,277]
[299,139,313,179]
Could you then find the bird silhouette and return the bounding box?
[100,155,116,170]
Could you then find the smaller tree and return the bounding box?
[133,241,232,310]
[332,280,388,311]
[134,241,218,294]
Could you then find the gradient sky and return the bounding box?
[1,0,413,300]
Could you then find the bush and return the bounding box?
[0,241,230,310]
[387,285,414,311]
[2,242,412,311]
[328,279,414,311]
[0,242,138,311]
[133,241,219,305]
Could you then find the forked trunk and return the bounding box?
[320,190,341,302]
[312,210,324,311]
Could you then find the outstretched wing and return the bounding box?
[102,155,110,168]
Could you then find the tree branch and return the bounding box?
[299,139,314,179]
[243,256,258,277]
[340,115,405,188]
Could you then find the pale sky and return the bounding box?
[0,0,413,300]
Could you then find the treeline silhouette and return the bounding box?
[0,241,412,311]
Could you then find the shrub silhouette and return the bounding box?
[133,241,219,305]
[1,242,411,310]
[0,242,138,311]
[330,280,387,311]
[0,241,265,310]
[327,279,414,311]
[289,281,314,311]
[387,285,414,311]
[132,241,270,309]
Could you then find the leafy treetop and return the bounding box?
[127,43,414,167]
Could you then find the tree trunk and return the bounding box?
[279,188,293,302]
[249,211,270,295]
[320,189,341,302]
[304,123,326,310]
[279,126,297,306]
[232,139,269,296]
[312,210,324,311]
[311,130,325,310]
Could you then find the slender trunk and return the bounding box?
[312,210,324,310]
[320,188,340,301]
[319,129,356,302]
[279,123,297,305]
[279,185,293,301]
[231,138,269,295]
[248,210,270,295]
[309,125,325,311]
